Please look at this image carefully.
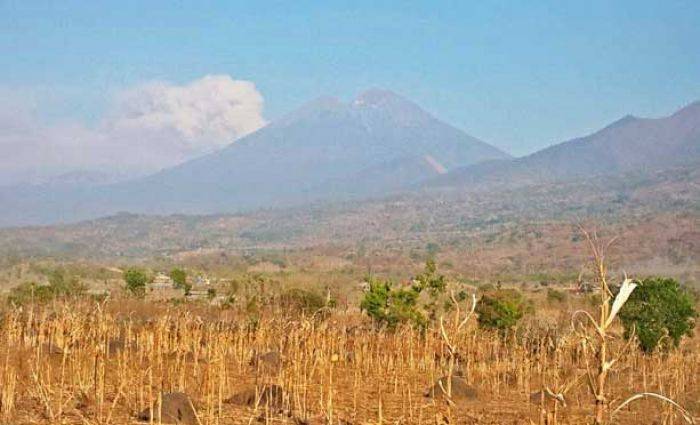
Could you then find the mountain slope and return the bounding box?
[431,101,700,188]
[0,89,509,226]
[132,89,507,205]
[2,163,697,260]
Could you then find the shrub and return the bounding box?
[169,268,191,294]
[413,258,446,296]
[443,289,469,312]
[618,277,697,353]
[7,271,86,305]
[476,288,527,333]
[360,259,447,328]
[412,258,448,319]
[386,286,427,329]
[8,282,55,305]
[124,268,149,297]
[279,288,326,314]
[47,269,86,298]
[360,277,427,330]
[360,278,392,323]
[360,260,450,330]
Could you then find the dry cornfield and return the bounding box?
[0,298,697,425]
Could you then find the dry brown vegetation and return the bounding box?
[1,211,697,305]
[0,285,697,425]
[0,168,697,424]
[1,163,697,263]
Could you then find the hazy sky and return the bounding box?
[1,1,699,182]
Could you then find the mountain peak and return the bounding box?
[354,88,405,106]
[351,88,430,125]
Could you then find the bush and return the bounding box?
[124,268,149,297]
[618,277,697,353]
[360,278,392,323]
[413,258,446,296]
[8,282,55,305]
[279,288,326,314]
[360,260,449,330]
[475,289,527,333]
[413,258,448,320]
[47,269,86,298]
[360,277,427,330]
[8,271,86,305]
[169,268,191,294]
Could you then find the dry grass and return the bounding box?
[0,295,697,425]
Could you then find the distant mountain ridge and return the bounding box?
[122,89,510,208]
[2,94,698,227]
[2,162,697,260]
[429,100,700,188]
[0,89,509,226]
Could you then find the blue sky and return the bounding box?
[1,0,699,161]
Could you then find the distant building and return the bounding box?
[151,272,174,289]
[194,275,211,286]
[186,288,211,299]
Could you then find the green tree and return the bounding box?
[475,288,527,333]
[170,268,191,294]
[124,268,148,297]
[360,260,451,330]
[413,258,446,296]
[618,277,697,353]
[387,286,427,329]
[360,277,427,330]
[412,258,447,319]
[360,277,392,324]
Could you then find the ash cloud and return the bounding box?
[0,75,266,185]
